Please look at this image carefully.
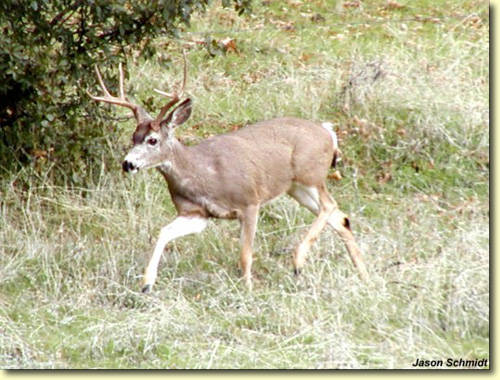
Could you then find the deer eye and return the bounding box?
[147,137,158,146]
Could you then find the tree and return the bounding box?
[0,0,250,184]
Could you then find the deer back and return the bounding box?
[157,117,335,219]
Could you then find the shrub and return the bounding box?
[0,0,250,185]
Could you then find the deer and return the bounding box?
[88,55,369,293]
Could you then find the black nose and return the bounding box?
[122,160,135,172]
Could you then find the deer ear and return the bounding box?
[162,98,192,129]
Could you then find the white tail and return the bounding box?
[89,57,368,292]
[322,122,338,149]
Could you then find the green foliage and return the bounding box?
[0,0,250,185]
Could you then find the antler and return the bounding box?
[87,63,152,124]
[151,50,188,129]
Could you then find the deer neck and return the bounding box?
[157,137,201,186]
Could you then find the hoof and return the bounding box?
[142,284,152,293]
[294,268,302,276]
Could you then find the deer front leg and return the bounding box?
[142,215,208,293]
[239,204,259,289]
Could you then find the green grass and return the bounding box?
[0,0,488,369]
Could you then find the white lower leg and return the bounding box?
[143,216,208,291]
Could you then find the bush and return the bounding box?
[0,0,250,185]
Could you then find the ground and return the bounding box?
[0,0,489,369]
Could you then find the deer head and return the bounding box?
[121,97,192,173]
[87,53,190,174]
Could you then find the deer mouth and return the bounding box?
[122,158,166,173]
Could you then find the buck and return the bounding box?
[88,57,368,293]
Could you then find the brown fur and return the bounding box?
[155,117,334,218]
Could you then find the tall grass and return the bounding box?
[0,0,488,369]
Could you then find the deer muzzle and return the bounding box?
[122,160,137,173]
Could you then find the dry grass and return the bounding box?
[0,0,489,369]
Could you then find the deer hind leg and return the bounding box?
[142,215,208,293]
[327,209,369,281]
[238,204,259,289]
[291,183,335,274]
[287,182,368,281]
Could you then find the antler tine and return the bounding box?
[94,65,112,98]
[153,50,189,123]
[88,64,131,107]
[179,49,187,99]
[88,63,153,124]
[153,89,175,98]
[118,62,126,100]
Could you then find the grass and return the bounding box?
[0,0,489,369]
